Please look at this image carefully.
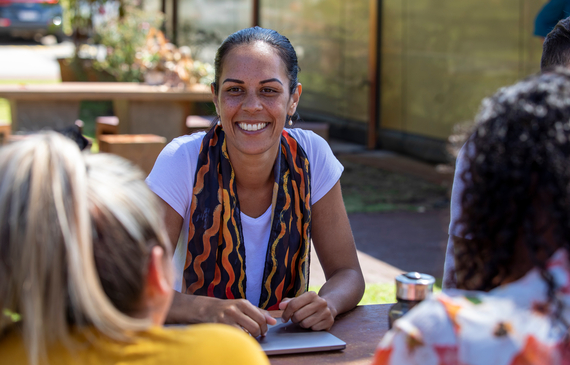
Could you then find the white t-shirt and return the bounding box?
[146,128,343,306]
[443,143,471,289]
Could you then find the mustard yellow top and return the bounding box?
[0,324,270,365]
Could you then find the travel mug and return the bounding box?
[388,272,435,328]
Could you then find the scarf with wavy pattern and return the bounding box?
[182,124,311,310]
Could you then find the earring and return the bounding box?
[217,119,221,126]
[287,115,293,126]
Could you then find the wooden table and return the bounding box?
[269,304,390,365]
[0,82,212,141]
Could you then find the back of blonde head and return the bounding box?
[0,132,167,365]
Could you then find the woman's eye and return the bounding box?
[228,87,241,92]
[261,88,276,93]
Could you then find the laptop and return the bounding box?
[256,320,346,355]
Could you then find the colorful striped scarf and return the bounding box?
[182,125,311,310]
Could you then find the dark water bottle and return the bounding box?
[388,272,435,329]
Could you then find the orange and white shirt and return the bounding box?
[374,249,570,365]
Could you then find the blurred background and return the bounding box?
[0,0,554,303]
[0,0,548,161]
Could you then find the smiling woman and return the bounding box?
[213,40,301,170]
[146,26,365,336]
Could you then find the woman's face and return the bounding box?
[212,41,301,158]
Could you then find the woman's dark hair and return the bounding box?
[212,26,300,98]
[541,17,570,70]
[455,69,570,325]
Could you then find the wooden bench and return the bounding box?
[96,116,120,144]
[98,134,166,176]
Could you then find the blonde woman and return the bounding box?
[0,132,269,365]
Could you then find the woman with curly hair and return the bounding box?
[374,70,570,364]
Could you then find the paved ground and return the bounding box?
[0,37,73,81]
[309,141,453,286]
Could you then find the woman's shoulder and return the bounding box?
[403,289,511,326]
[0,325,270,365]
[285,127,336,163]
[390,293,458,340]
[286,127,328,148]
[389,287,554,345]
[149,324,270,365]
[160,132,206,157]
[146,132,206,201]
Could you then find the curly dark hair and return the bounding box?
[455,69,570,324]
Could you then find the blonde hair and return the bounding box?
[0,132,169,365]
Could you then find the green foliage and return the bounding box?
[78,100,113,139]
[66,0,111,42]
[359,283,397,305]
[0,98,10,123]
[465,295,482,305]
[309,278,442,305]
[92,8,164,82]
[3,309,21,323]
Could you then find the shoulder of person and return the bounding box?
[155,324,269,365]
[159,132,206,158]
[146,131,206,194]
[286,127,327,145]
[382,292,471,350]
[398,294,455,331]
[285,128,334,158]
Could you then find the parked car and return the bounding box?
[0,0,64,42]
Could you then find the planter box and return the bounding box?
[57,58,116,82]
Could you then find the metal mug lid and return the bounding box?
[395,272,435,301]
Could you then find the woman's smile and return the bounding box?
[237,122,269,132]
[212,41,300,157]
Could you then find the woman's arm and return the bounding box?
[159,197,276,335]
[161,198,184,253]
[280,180,365,330]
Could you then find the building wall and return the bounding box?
[263,0,546,162]
[261,0,371,143]
[159,0,548,162]
[380,0,545,161]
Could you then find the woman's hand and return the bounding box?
[204,298,277,337]
[279,292,336,331]
[166,291,276,337]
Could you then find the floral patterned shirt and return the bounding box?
[374,249,570,365]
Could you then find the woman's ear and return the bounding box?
[211,83,220,115]
[289,83,302,115]
[143,245,174,325]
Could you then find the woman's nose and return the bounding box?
[242,91,263,112]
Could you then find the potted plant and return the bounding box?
[92,14,214,87]
[57,0,113,81]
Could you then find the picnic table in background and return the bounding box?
[0,82,212,142]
